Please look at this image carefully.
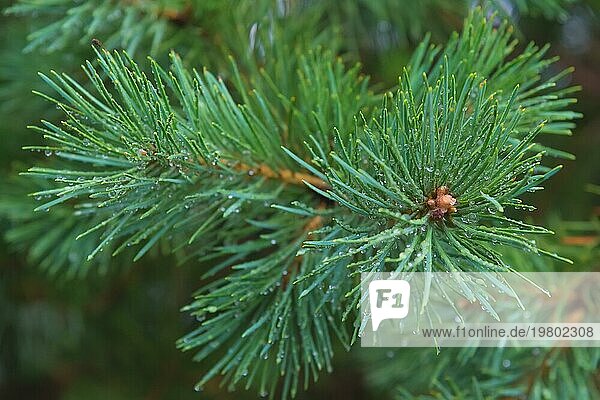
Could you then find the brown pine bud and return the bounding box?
[437,194,456,209]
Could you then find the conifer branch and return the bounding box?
[11,7,584,399]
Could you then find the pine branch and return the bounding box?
[282,10,578,370]
[22,45,370,267]
[4,0,199,55]
[407,10,581,155]
[371,347,600,399]
[5,0,579,60]
[362,229,599,400]
[13,43,371,397]
[11,7,583,399]
[0,173,131,277]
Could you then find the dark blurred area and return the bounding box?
[0,1,598,399]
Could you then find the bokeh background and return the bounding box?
[1,1,598,399]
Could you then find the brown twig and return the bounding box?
[562,235,598,246]
[232,161,330,190]
[123,0,192,24]
[189,155,330,190]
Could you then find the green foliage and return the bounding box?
[1,2,597,399]
[361,226,600,399]
[6,0,199,54]
[13,40,375,395]
[11,8,584,397]
[0,173,124,277]
[284,10,577,322]
[7,0,578,57]
[362,347,600,400]
[22,42,372,262]
[407,12,581,144]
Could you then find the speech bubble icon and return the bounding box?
[369,279,411,331]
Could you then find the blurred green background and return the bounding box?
[1,1,598,399]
